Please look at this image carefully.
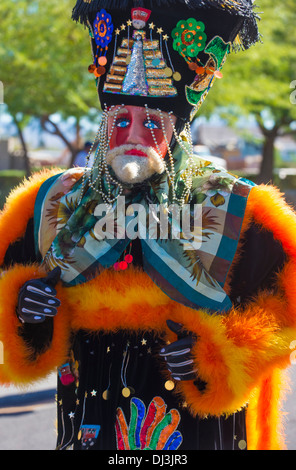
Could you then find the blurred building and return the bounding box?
[192,124,263,172]
[192,123,296,174]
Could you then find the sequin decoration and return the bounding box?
[79,425,101,450]
[172,18,207,58]
[103,8,177,98]
[185,36,230,113]
[89,9,114,78]
[122,33,148,95]
[94,10,113,49]
[58,363,76,386]
[115,396,183,450]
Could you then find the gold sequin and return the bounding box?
[173,71,182,81]
[164,67,173,77]
[122,387,131,398]
[238,439,247,450]
[102,390,110,400]
[165,380,175,391]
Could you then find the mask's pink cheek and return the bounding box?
[152,133,169,159]
[109,128,128,150]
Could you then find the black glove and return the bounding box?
[159,319,198,381]
[17,267,61,324]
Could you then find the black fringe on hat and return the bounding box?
[72,0,255,19]
[72,0,260,49]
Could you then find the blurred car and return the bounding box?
[193,145,227,169]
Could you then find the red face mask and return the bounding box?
[108,105,176,159]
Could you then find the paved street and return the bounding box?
[0,366,295,451]
[282,364,296,450]
[0,373,57,450]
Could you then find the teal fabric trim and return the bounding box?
[33,172,63,259]
[141,239,232,313]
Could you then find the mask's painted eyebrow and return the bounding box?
[108,106,129,118]
[144,109,163,121]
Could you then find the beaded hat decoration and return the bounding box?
[72,0,260,121]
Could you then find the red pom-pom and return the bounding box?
[125,254,133,264]
[119,261,128,270]
[60,374,75,386]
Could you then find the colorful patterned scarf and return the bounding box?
[34,146,255,313]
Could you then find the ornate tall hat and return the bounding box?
[72,0,259,121]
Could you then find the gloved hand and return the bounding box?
[159,319,198,381]
[17,267,61,324]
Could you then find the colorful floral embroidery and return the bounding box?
[172,18,207,58]
[115,396,183,450]
[93,9,114,48]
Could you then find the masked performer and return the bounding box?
[0,0,295,451]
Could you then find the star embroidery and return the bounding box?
[157,27,163,34]
[163,34,169,41]
[126,20,132,26]
[115,28,120,35]
[149,22,155,30]
[91,390,97,397]
[141,338,147,346]
[121,24,126,31]
[76,399,80,405]
[68,412,75,419]
[107,346,111,353]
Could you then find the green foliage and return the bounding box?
[0,0,98,120]
[197,0,296,126]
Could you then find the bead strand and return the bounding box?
[87,105,125,204]
[144,104,178,203]
[156,108,178,203]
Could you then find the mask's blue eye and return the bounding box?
[144,119,161,130]
[115,118,130,128]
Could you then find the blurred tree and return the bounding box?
[0,0,99,173]
[196,0,296,183]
